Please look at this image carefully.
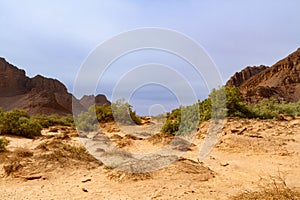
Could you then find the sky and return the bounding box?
[0,0,300,115]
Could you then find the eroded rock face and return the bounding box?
[0,58,86,115]
[79,94,111,109]
[226,65,268,88]
[0,58,31,97]
[226,48,300,103]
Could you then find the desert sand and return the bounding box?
[0,117,299,199]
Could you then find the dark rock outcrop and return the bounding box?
[226,48,300,103]
[0,58,86,115]
[0,57,31,97]
[226,65,268,88]
[79,94,111,109]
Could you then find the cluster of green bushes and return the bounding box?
[161,87,247,135]
[0,108,75,138]
[0,99,142,137]
[251,98,300,119]
[0,109,42,138]
[111,99,141,125]
[161,103,199,135]
[161,87,300,135]
[75,99,141,132]
[75,106,99,132]
[32,114,74,128]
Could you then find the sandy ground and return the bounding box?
[0,117,299,199]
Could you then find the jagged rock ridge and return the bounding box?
[79,94,111,110]
[226,65,268,88]
[0,58,86,115]
[226,48,300,103]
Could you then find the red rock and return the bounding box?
[226,48,300,103]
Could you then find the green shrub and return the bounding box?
[111,99,141,125]
[31,114,74,128]
[161,87,253,135]
[75,99,141,132]
[210,87,254,118]
[251,98,300,119]
[199,98,212,122]
[161,104,199,135]
[0,137,9,152]
[0,109,42,138]
[160,86,300,135]
[95,104,113,122]
[75,106,99,132]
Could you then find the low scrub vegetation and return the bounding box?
[251,98,300,119]
[161,87,251,135]
[161,104,199,135]
[231,174,300,200]
[36,139,98,164]
[161,87,300,135]
[75,99,141,132]
[32,114,74,128]
[0,108,75,138]
[0,109,42,138]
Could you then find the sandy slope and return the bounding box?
[0,117,299,199]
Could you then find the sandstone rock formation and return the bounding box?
[226,65,268,88]
[0,57,86,115]
[79,94,111,109]
[226,48,300,103]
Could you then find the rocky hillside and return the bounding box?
[0,57,87,115]
[79,94,111,109]
[226,65,268,88]
[226,48,300,103]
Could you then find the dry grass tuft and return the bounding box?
[104,166,152,182]
[231,173,300,200]
[146,132,174,145]
[101,148,133,159]
[3,158,23,176]
[105,170,152,182]
[14,148,33,158]
[36,139,100,163]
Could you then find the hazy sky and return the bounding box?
[1,0,300,115]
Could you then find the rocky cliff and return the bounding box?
[79,94,111,109]
[226,65,268,88]
[0,58,86,115]
[226,48,300,103]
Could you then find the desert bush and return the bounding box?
[161,103,201,135]
[95,104,114,122]
[32,114,74,128]
[161,108,181,134]
[37,139,98,163]
[210,87,255,118]
[199,98,212,122]
[75,99,141,132]
[0,109,42,138]
[61,143,97,162]
[0,108,75,138]
[14,148,34,157]
[0,137,9,152]
[251,98,300,119]
[231,174,300,200]
[3,158,23,176]
[161,87,253,135]
[75,106,100,132]
[111,99,141,125]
